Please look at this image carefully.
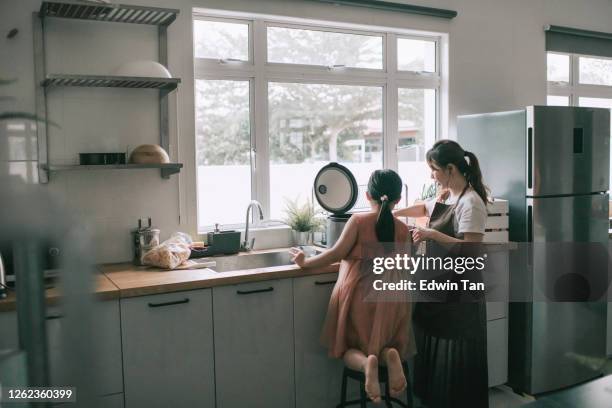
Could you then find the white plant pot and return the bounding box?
[292,230,312,246]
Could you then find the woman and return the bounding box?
[394,139,490,408]
[290,169,415,403]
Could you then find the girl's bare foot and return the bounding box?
[385,348,407,397]
[364,354,381,403]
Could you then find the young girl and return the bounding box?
[290,169,415,403]
[394,139,489,408]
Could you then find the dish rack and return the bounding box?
[33,1,183,183]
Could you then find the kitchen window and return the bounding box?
[193,12,443,231]
[547,52,612,185]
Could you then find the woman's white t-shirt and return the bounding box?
[424,188,487,236]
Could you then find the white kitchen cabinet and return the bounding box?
[487,318,508,387]
[213,279,294,408]
[293,273,364,408]
[121,289,215,408]
[46,300,123,397]
[0,311,18,350]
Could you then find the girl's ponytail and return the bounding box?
[464,151,490,204]
[375,195,394,243]
[368,169,403,243]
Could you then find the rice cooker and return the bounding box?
[314,163,359,248]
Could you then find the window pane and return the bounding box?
[547,53,569,82]
[547,95,569,106]
[267,27,383,69]
[397,38,436,72]
[268,83,383,219]
[579,97,612,191]
[196,80,251,229]
[579,57,612,86]
[193,20,249,61]
[397,88,436,205]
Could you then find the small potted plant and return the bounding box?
[283,197,322,246]
[414,182,438,227]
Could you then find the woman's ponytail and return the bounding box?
[426,140,490,205]
[368,169,403,244]
[375,196,394,243]
[464,151,490,204]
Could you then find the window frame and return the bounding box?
[193,11,444,232]
[547,52,612,104]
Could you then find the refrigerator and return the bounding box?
[458,106,610,395]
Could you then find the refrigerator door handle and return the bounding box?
[527,127,533,190]
[527,202,533,269]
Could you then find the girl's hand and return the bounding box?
[289,247,306,268]
[412,226,436,243]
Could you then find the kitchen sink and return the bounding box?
[208,247,321,273]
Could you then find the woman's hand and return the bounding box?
[289,247,306,268]
[412,226,436,243]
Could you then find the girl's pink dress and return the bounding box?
[321,211,416,359]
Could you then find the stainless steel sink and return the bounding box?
[208,247,321,273]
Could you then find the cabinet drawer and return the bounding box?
[213,279,294,408]
[121,289,214,408]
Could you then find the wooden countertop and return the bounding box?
[0,274,120,312]
[101,260,339,298]
[1,243,515,308]
[0,248,339,309]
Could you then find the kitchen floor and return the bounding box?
[488,386,534,407]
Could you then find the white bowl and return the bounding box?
[113,60,172,78]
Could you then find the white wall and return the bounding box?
[1,0,611,262]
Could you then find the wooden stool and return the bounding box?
[337,361,413,408]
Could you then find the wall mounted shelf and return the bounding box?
[33,1,182,183]
[39,1,178,26]
[42,74,181,92]
[43,163,183,178]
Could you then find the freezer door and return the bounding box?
[526,193,609,393]
[527,106,610,196]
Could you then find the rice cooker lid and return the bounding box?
[314,162,358,215]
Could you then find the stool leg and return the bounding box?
[360,382,367,408]
[384,381,393,408]
[404,363,413,408]
[338,369,348,408]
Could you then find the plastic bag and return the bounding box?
[142,232,192,269]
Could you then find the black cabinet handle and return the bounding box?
[45,314,64,320]
[314,280,337,286]
[148,298,190,308]
[237,287,274,295]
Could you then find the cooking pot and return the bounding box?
[313,163,358,248]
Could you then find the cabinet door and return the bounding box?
[0,311,18,350]
[293,273,349,408]
[121,289,215,408]
[487,318,508,387]
[213,279,294,408]
[47,300,123,397]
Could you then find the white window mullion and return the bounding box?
[385,32,398,171]
[252,19,271,219]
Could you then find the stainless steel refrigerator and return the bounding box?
[458,106,610,394]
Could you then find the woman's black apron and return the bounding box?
[413,187,489,408]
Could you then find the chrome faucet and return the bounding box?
[0,251,7,299]
[242,200,264,251]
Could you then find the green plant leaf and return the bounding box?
[282,197,324,232]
